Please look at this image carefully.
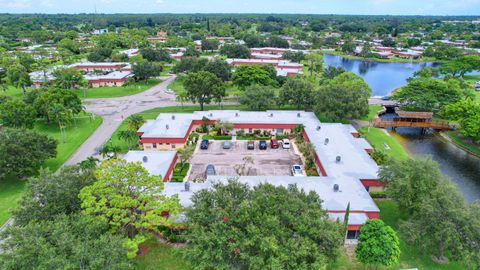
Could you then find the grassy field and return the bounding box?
[134,238,190,270]
[360,105,383,121]
[0,114,102,225]
[446,131,480,156]
[358,127,409,160]
[75,79,161,99]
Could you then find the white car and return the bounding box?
[282,138,291,149]
[291,165,303,176]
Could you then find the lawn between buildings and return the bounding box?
[0,114,103,225]
[75,79,161,99]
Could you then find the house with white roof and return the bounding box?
[134,110,383,239]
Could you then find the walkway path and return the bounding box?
[64,75,180,166]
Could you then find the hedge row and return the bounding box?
[202,135,232,140]
[171,163,190,182]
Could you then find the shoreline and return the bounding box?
[320,50,440,64]
[438,132,480,158]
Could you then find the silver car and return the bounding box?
[223,141,232,149]
[291,165,303,177]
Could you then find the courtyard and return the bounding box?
[188,140,303,181]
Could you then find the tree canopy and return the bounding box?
[240,84,277,111]
[184,71,225,110]
[183,180,343,269]
[232,65,277,89]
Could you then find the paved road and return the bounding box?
[64,75,181,166]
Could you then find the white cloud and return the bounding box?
[1,0,32,9]
[156,0,165,4]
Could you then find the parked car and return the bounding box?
[205,164,216,178]
[291,165,303,177]
[223,141,232,149]
[200,139,209,150]
[247,140,255,150]
[259,140,267,150]
[282,138,291,149]
[270,139,279,149]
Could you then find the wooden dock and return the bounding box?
[373,118,454,130]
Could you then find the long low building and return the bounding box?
[135,110,383,239]
[226,58,303,76]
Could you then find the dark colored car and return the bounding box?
[270,139,279,149]
[259,140,267,150]
[200,139,209,150]
[205,164,216,178]
[247,140,255,150]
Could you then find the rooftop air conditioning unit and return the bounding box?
[209,113,213,117]
[269,113,273,117]
[235,112,239,117]
[142,156,148,162]
[297,113,301,117]
[333,184,339,192]
[317,126,321,131]
[171,115,175,120]
[184,181,190,192]
[324,138,329,145]
[166,124,169,130]
[336,156,341,163]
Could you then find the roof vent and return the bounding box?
[209,113,213,117]
[166,124,169,130]
[316,126,321,131]
[336,156,341,163]
[235,112,239,117]
[171,115,175,120]
[324,138,329,145]
[297,113,301,117]
[184,181,190,192]
[142,156,148,162]
[333,184,339,192]
[269,113,273,117]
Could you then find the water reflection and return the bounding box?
[389,128,480,203]
[323,54,439,96]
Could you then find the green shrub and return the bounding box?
[369,191,387,198]
[306,168,319,176]
[202,135,232,140]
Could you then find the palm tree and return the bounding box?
[177,145,195,168]
[118,130,138,150]
[125,115,145,131]
[79,156,99,170]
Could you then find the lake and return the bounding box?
[323,54,439,96]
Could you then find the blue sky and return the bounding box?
[1,0,480,15]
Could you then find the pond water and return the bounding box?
[323,53,439,96]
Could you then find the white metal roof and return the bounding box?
[123,150,176,178]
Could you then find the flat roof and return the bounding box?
[123,151,176,178]
[162,175,380,214]
[84,71,132,81]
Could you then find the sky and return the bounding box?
[0,0,480,15]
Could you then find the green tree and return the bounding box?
[125,114,145,131]
[443,100,480,143]
[118,129,138,150]
[140,48,172,62]
[219,44,251,58]
[133,62,161,81]
[355,219,401,270]
[79,159,181,258]
[279,76,315,110]
[307,52,324,77]
[58,38,80,54]
[201,38,219,51]
[0,98,36,128]
[203,59,231,81]
[12,166,96,226]
[323,66,346,79]
[184,71,226,110]
[282,51,306,62]
[0,128,57,179]
[34,88,83,123]
[183,180,344,269]
[315,72,371,121]
[391,78,463,112]
[0,214,132,270]
[177,144,195,168]
[239,84,277,110]
[5,64,31,95]
[378,157,444,214]
[232,65,276,89]
[52,68,86,89]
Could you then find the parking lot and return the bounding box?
[188,140,303,181]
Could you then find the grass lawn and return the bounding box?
[0,114,102,225]
[75,79,161,99]
[446,131,480,156]
[358,127,409,160]
[360,105,383,121]
[0,177,25,225]
[134,238,190,270]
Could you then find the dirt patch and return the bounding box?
[137,243,150,257]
